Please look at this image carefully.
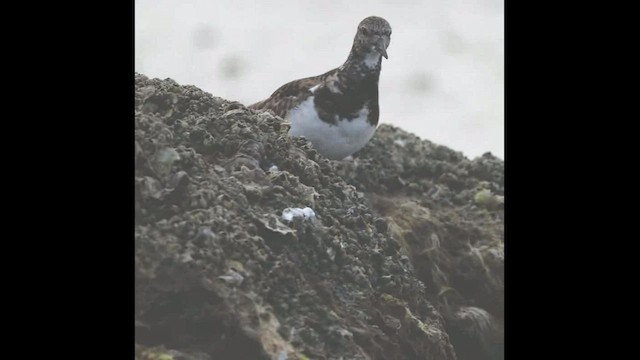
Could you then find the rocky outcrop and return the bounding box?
[135,73,503,360]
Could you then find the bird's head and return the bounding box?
[352,16,392,60]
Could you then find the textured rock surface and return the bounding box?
[134,73,504,360]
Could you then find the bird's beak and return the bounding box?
[376,36,389,59]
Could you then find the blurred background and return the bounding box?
[135,0,504,159]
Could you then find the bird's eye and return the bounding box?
[362,28,369,35]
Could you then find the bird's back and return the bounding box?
[248,69,337,118]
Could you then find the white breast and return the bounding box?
[286,97,377,160]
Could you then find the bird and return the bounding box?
[249,16,392,160]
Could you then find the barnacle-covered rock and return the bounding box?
[135,73,503,360]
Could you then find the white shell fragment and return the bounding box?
[281,207,316,222]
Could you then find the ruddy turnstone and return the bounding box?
[249,16,392,160]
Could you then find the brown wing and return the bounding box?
[249,70,335,118]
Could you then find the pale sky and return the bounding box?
[135,0,504,159]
